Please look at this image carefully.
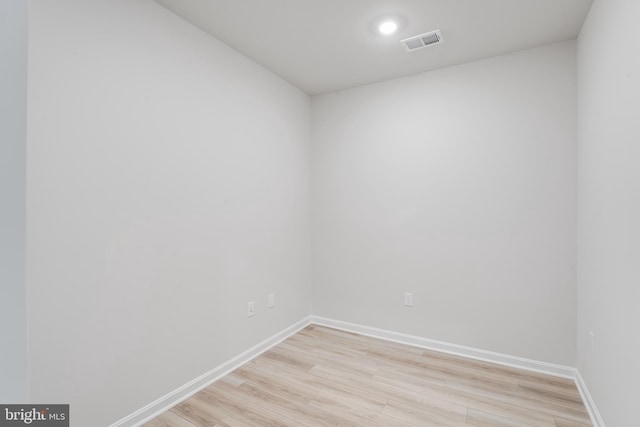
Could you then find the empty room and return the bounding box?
[1,0,638,426]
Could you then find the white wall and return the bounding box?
[27,1,310,425]
[0,0,29,402]
[312,41,577,366]
[577,0,640,425]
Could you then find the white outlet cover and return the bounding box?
[268,293,275,308]
[404,292,413,307]
[248,301,255,317]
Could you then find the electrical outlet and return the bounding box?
[404,292,413,307]
[247,301,255,317]
[589,331,594,352]
[268,293,275,308]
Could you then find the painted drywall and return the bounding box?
[312,41,577,366]
[0,0,29,402]
[27,0,310,425]
[577,0,640,425]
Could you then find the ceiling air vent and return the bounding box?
[400,30,443,52]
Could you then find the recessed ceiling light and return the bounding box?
[378,21,398,35]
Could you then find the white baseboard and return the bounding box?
[109,316,313,427]
[310,316,605,427]
[310,316,576,378]
[111,314,604,427]
[575,370,606,427]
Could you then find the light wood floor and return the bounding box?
[144,325,592,427]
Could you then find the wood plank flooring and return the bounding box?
[144,325,592,426]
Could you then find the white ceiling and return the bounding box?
[154,0,593,95]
